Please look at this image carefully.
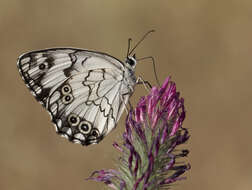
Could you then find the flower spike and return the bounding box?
[87,77,190,189]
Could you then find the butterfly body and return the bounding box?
[17,48,137,145]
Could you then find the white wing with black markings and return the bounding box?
[17,48,136,145]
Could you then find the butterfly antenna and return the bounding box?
[136,56,161,87]
[126,38,132,57]
[128,30,155,56]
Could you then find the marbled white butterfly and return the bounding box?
[17,31,155,146]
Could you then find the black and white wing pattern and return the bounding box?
[17,48,136,145]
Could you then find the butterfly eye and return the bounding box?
[129,59,135,66]
[62,94,74,104]
[68,113,80,126]
[78,121,92,134]
[126,57,136,67]
[61,84,72,95]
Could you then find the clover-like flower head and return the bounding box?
[88,77,190,190]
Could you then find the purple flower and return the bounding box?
[87,77,190,189]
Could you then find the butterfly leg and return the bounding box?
[136,76,152,91]
[136,56,161,87]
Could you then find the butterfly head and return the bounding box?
[125,54,137,69]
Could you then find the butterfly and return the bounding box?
[17,31,156,146]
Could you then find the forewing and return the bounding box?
[17,48,124,105]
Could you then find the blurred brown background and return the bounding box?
[1,0,252,189]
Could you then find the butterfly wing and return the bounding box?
[17,48,134,145]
